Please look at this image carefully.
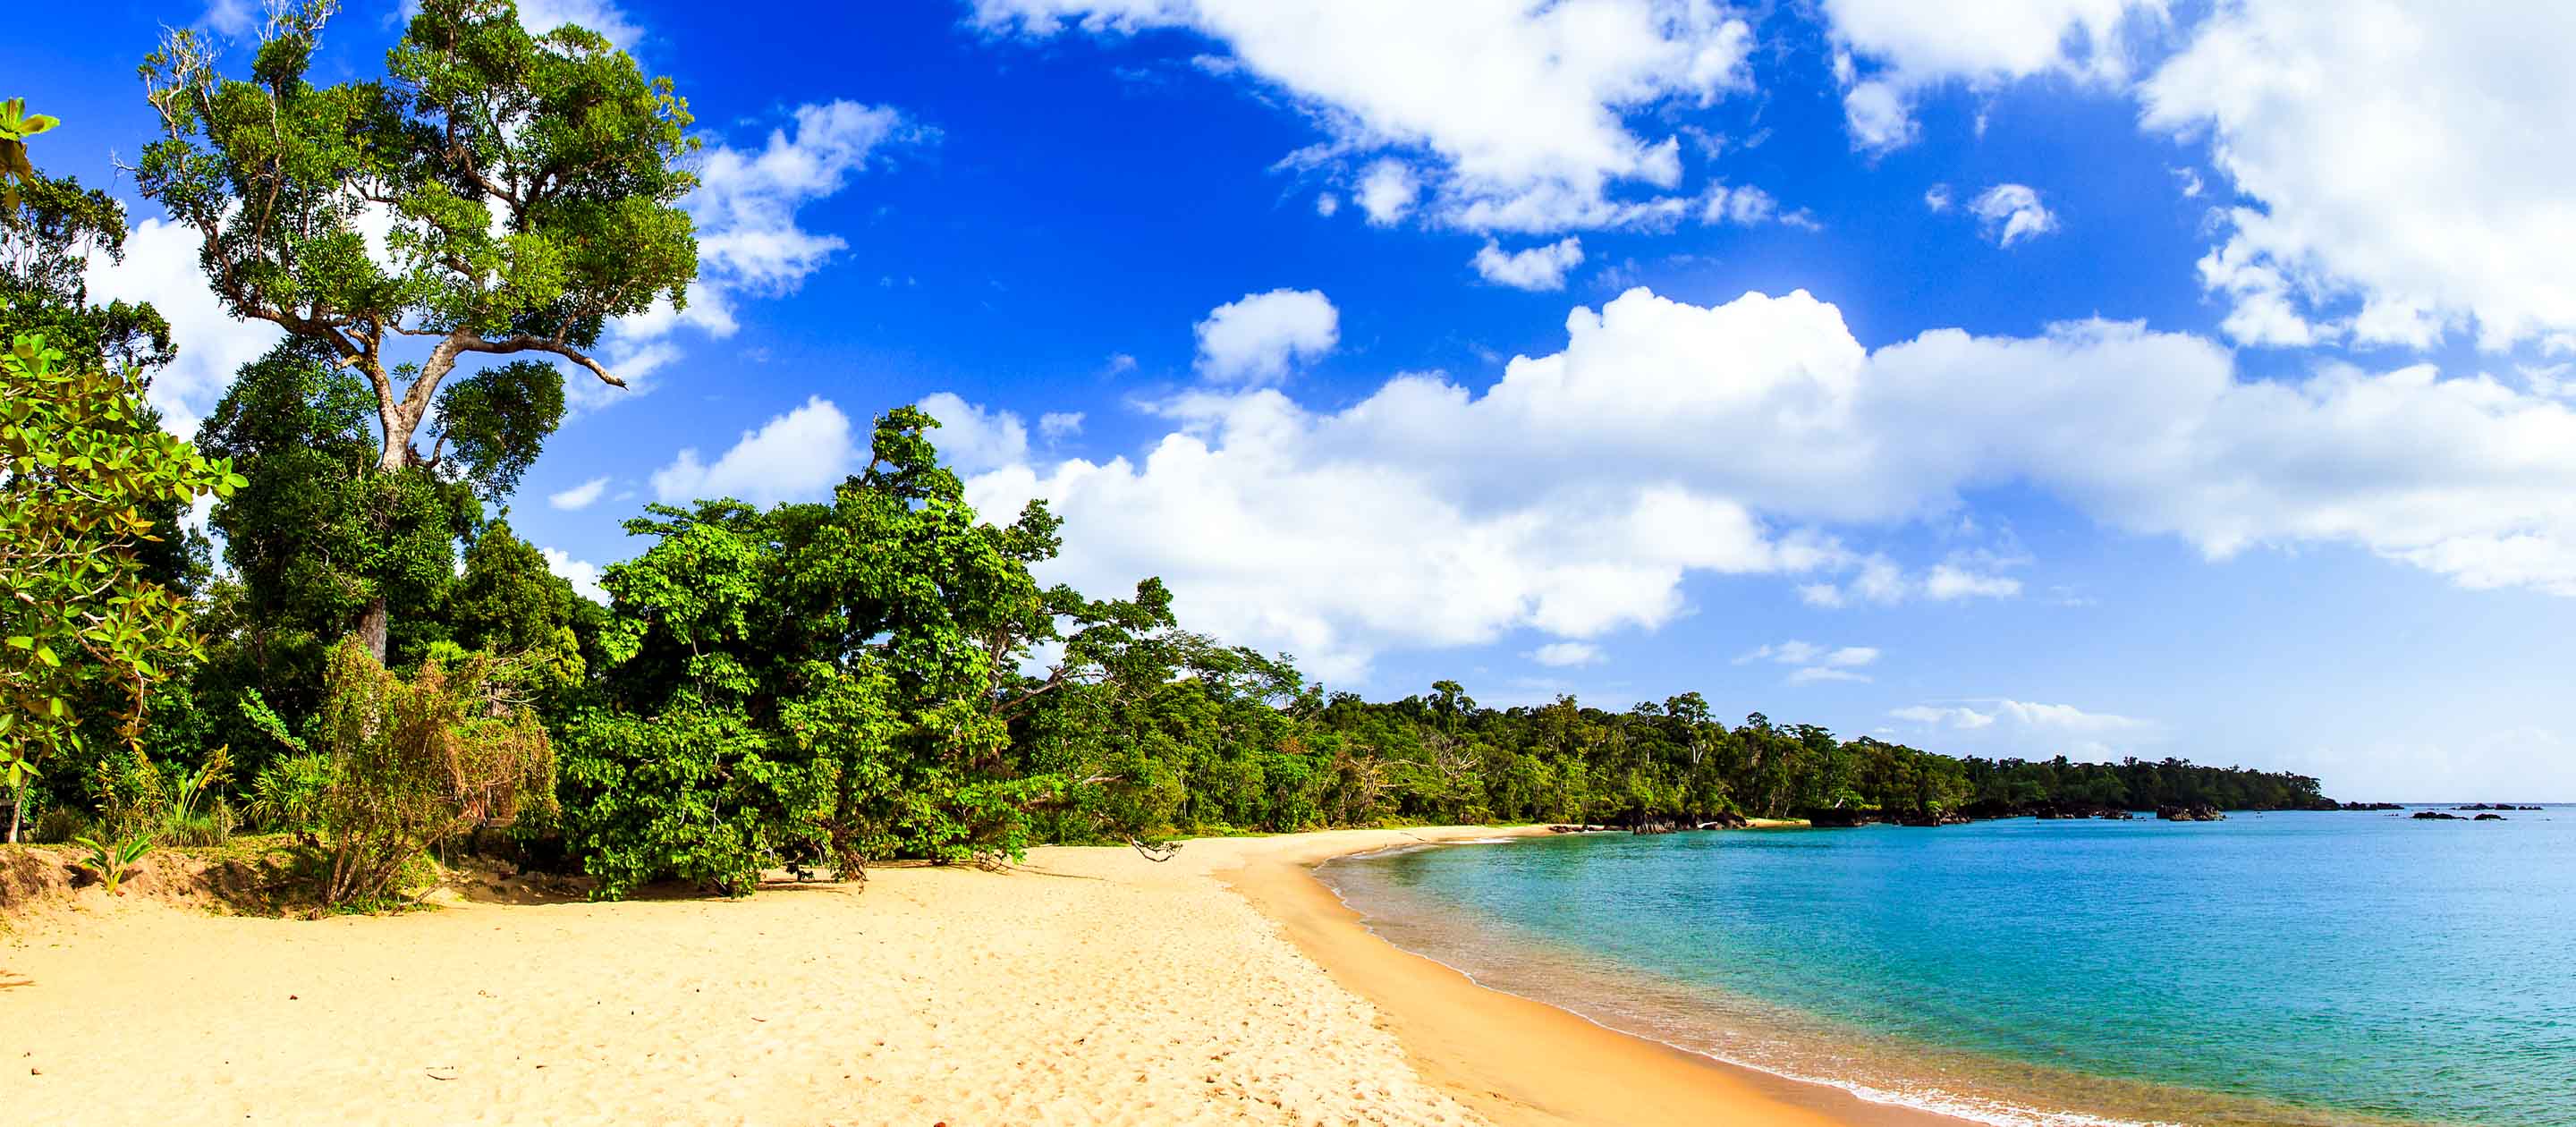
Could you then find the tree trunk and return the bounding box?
[7,780,23,844]
[358,594,389,665]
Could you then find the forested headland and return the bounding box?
[2,3,2332,911]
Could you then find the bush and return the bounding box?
[246,753,335,837]
[316,639,554,907]
[29,803,89,844]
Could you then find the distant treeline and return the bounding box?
[1021,681,2338,842]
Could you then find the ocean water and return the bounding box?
[1318,811,2576,1127]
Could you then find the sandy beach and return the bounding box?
[2,827,1963,1125]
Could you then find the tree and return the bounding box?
[0,103,245,843]
[135,0,699,659]
[1,332,244,842]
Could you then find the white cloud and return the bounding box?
[1700,183,1798,227]
[1822,0,2159,150]
[1925,564,2022,600]
[541,547,610,605]
[1891,704,1997,729]
[1353,159,1419,226]
[1313,191,1340,217]
[1039,411,1087,440]
[592,99,931,407]
[83,217,282,436]
[199,0,253,36]
[547,476,611,511]
[1471,237,1585,292]
[973,0,1753,233]
[515,0,644,47]
[1194,289,1340,383]
[651,396,857,505]
[1967,183,2057,247]
[2141,1,2576,352]
[1527,641,1605,668]
[935,281,2576,681]
[1741,640,1879,685]
[1923,183,1953,213]
[919,392,1033,473]
[1893,699,2145,741]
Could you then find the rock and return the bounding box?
[2342,801,2405,811]
[2474,813,2507,821]
[1696,811,1750,830]
[2156,803,2227,822]
[2411,810,2462,820]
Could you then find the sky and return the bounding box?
[20,0,2576,801]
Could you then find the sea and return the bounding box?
[1317,809,2574,1126]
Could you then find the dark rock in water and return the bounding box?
[1805,807,1874,828]
[2342,801,2405,811]
[2099,809,2136,820]
[2474,813,2507,821]
[1897,811,1972,827]
[1697,811,1750,830]
[2156,803,2227,822]
[2411,810,2463,820]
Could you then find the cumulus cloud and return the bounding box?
[919,392,1033,473]
[1701,183,1813,229]
[1194,289,1340,383]
[541,547,610,604]
[1967,183,2057,247]
[1822,0,2157,151]
[936,284,2576,681]
[651,396,857,505]
[2141,1,2576,351]
[548,477,611,511]
[1890,704,1998,729]
[1471,237,1585,292]
[1923,183,1953,212]
[971,0,1754,232]
[1528,641,1605,667]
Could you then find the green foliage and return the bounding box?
[0,97,61,209]
[71,833,153,895]
[559,406,1094,896]
[247,753,335,837]
[315,638,554,906]
[136,0,701,665]
[1,331,244,843]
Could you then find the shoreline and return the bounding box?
[1214,826,1973,1127]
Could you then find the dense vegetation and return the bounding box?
[1,4,2334,905]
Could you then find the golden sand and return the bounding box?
[2,827,1962,1125]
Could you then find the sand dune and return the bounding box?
[3,827,1950,1125]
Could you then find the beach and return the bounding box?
[1,827,1959,1125]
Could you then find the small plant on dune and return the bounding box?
[71,833,152,895]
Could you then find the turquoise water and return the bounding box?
[1319,811,2576,1126]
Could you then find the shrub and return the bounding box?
[246,753,335,838]
[29,803,88,844]
[316,639,554,907]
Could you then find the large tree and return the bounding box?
[134,0,699,658]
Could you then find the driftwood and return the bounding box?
[1128,837,1182,862]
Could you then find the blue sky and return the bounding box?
[27,1,2576,800]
